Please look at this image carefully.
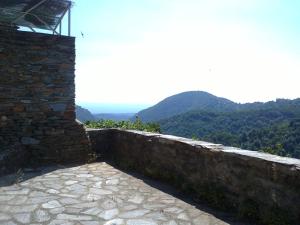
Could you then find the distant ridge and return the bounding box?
[136,91,237,122]
[136,91,300,122]
[76,105,95,122]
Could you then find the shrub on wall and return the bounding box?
[84,117,161,133]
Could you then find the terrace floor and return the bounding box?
[0,162,246,225]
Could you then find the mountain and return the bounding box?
[75,105,95,122]
[136,91,237,122]
[136,91,300,122]
[158,100,300,158]
[94,113,135,121]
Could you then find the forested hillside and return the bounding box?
[160,108,300,158]
[136,91,237,122]
[136,91,300,122]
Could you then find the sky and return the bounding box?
[69,0,300,106]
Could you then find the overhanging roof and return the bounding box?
[0,0,72,34]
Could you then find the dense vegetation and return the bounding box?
[159,109,300,158]
[85,118,161,133]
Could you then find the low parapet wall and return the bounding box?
[87,128,300,225]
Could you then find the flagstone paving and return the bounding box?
[0,162,235,225]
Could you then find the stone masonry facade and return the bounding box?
[0,28,94,175]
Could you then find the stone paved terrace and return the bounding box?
[0,162,246,225]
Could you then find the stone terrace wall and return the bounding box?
[0,29,94,175]
[88,129,300,225]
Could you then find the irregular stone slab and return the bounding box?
[8,196,27,205]
[105,186,119,192]
[13,213,31,224]
[49,207,65,215]
[0,213,11,221]
[93,181,102,188]
[59,197,80,205]
[59,194,78,198]
[1,186,20,191]
[178,213,190,221]
[8,204,38,213]
[143,203,166,210]
[67,184,86,191]
[47,189,60,194]
[43,182,64,190]
[76,174,94,178]
[90,188,112,195]
[57,214,92,221]
[98,208,119,220]
[163,207,184,214]
[81,221,102,225]
[163,221,178,225]
[106,179,119,185]
[128,194,144,204]
[5,188,30,195]
[119,209,150,218]
[27,196,57,204]
[29,191,49,197]
[83,193,103,201]
[90,177,103,182]
[48,219,74,225]
[187,208,202,218]
[122,205,138,211]
[60,173,76,176]
[0,195,14,201]
[34,209,50,222]
[82,207,102,216]
[44,174,60,178]
[127,219,158,225]
[31,182,47,190]
[69,201,98,209]
[101,199,117,210]
[1,221,18,225]
[160,199,176,204]
[42,200,62,209]
[104,219,125,225]
[65,181,78,185]
[192,214,213,225]
[145,212,168,221]
[64,208,82,214]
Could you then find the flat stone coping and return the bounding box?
[87,128,300,167]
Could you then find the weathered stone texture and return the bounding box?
[0,29,93,175]
[0,162,232,225]
[88,129,300,225]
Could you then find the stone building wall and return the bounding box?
[0,29,94,174]
[88,128,300,225]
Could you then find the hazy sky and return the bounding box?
[71,0,300,105]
